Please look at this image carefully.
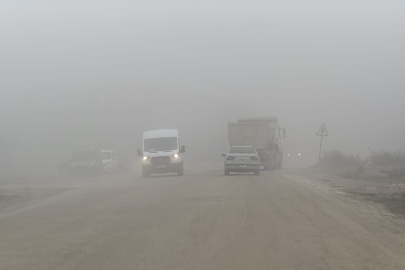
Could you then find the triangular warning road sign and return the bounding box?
[316,123,329,136]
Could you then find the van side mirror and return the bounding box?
[221,154,226,157]
[137,149,142,156]
[180,146,186,153]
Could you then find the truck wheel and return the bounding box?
[142,168,151,178]
[224,169,230,176]
[177,163,184,176]
[254,170,260,176]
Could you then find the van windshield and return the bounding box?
[144,137,178,152]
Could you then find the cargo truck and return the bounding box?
[228,117,286,170]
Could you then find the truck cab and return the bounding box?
[137,129,185,178]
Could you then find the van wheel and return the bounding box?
[142,168,151,178]
[254,170,260,176]
[225,169,230,176]
[177,164,184,176]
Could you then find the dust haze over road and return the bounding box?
[1,0,405,176]
[1,1,405,269]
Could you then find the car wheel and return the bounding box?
[225,169,230,176]
[254,170,260,176]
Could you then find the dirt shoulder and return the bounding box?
[288,167,405,218]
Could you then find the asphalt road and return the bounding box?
[1,165,405,270]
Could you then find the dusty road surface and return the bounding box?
[1,166,405,270]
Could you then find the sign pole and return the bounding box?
[316,123,328,163]
[318,135,323,163]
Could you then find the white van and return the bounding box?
[137,129,185,178]
[100,150,118,172]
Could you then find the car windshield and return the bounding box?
[100,152,112,160]
[144,137,178,152]
[71,151,97,161]
[229,147,256,154]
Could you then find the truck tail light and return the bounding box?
[250,156,259,160]
[226,156,235,160]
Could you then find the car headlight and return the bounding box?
[143,156,149,161]
[172,153,179,159]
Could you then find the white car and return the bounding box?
[137,129,185,178]
[222,146,261,176]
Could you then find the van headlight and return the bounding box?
[172,154,179,159]
[143,156,149,161]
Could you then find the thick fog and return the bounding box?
[1,1,404,177]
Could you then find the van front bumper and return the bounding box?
[142,156,182,173]
[142,162,182,173]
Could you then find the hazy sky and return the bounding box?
[1,1,405,174]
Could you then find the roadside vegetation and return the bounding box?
[368,149,405,166]
[312,149,405,181]
[320,150,362,168]
[367,149,405,180]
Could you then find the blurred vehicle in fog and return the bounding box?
[100,150,118,172]
[69,149,104,175]
[58,148,121,176]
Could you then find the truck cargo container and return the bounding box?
[228,117,285,170]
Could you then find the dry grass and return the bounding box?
[315,150,405,181]
[368,149,405,167]
[320,150,362,167]
[367,149,405,180]
[312,150,365,179]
